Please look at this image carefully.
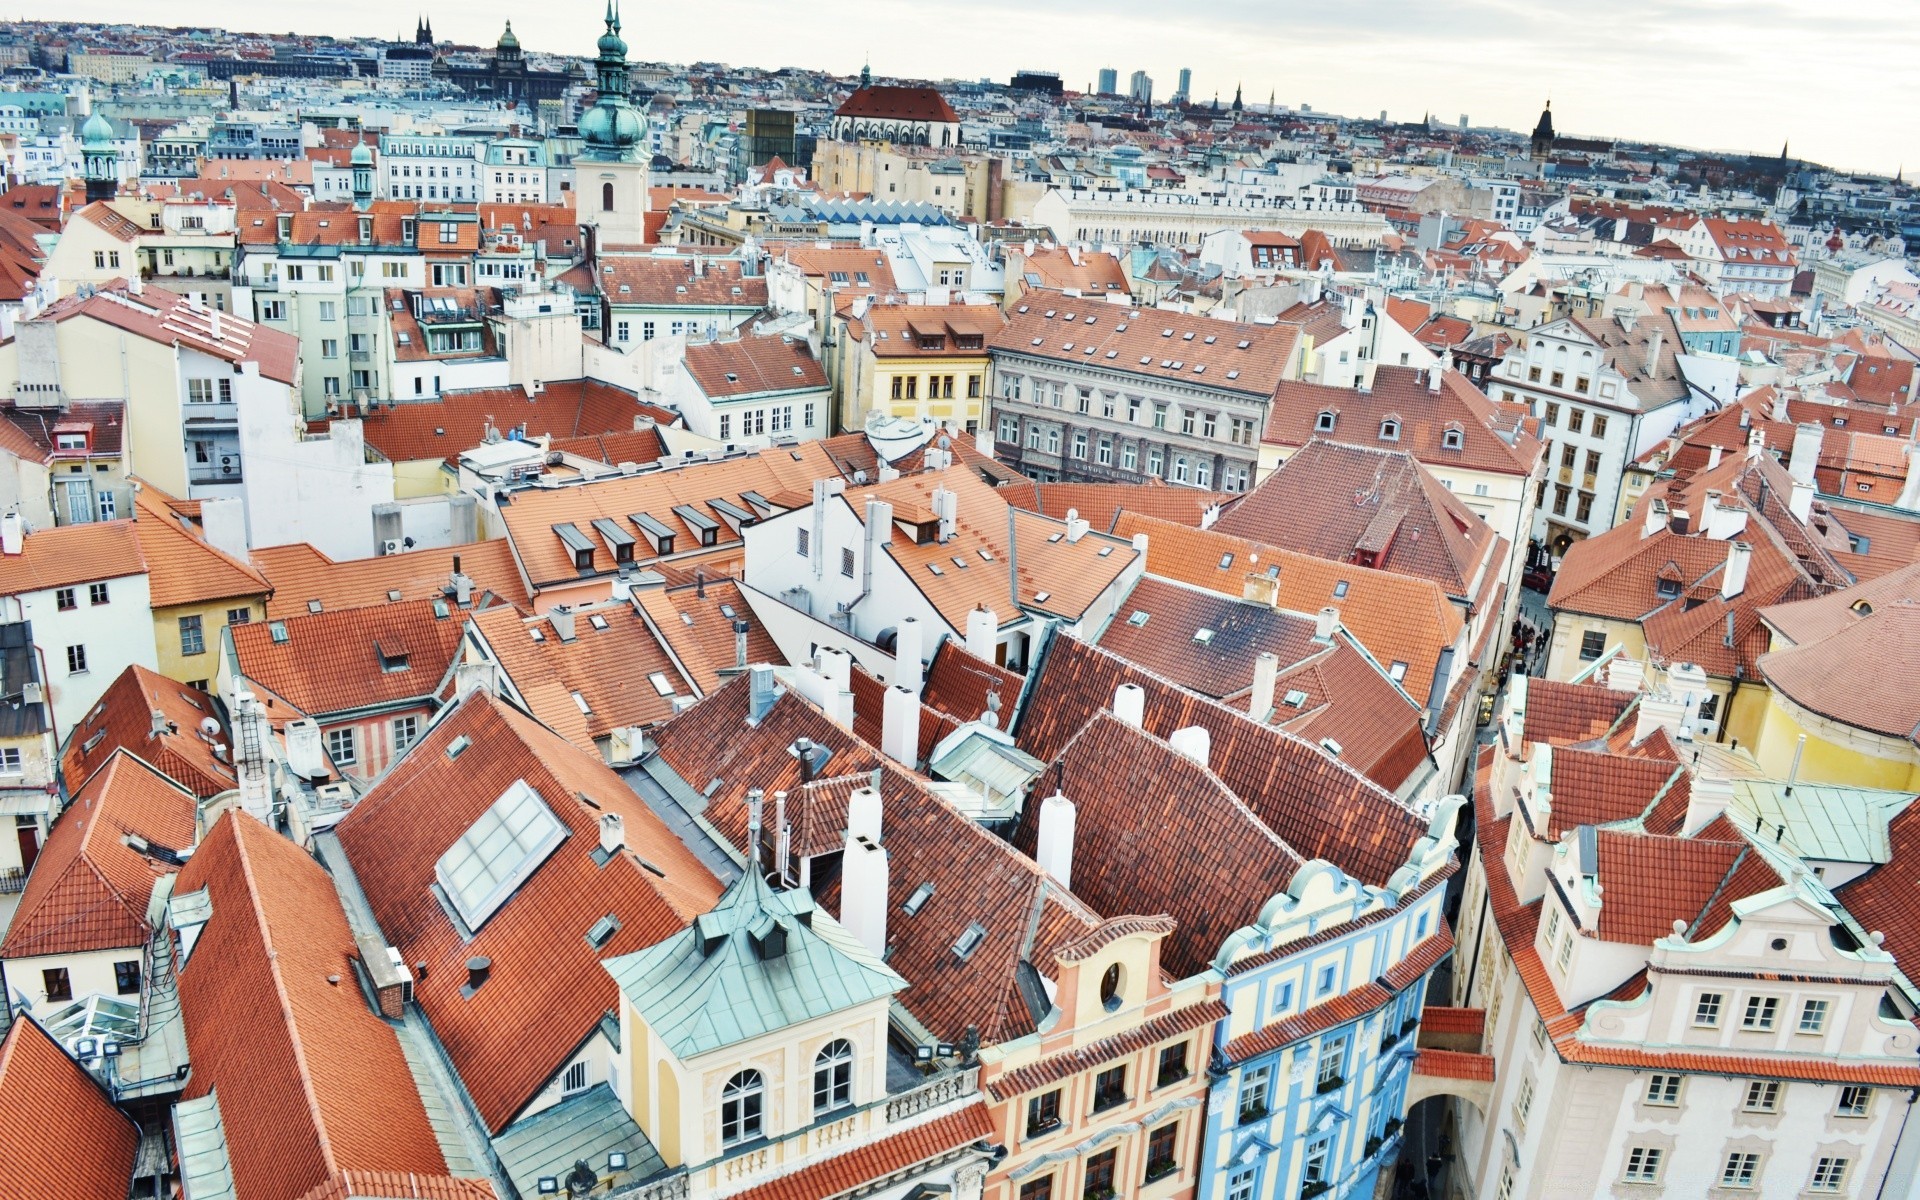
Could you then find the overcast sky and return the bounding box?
[56,0,1918,176]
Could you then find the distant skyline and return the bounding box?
[42,0,1919,177]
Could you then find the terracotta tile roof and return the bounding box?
[1001,479,1232,531]
[727,1103,990,1200]
[36,281,298,384]
[919,639,1021,728]
[1413,1048,1495,1082]
[846,664,960,768]
[1016,714,1303,977]
[1589,830,1753,943]
[815,430,1027,488]
[986,998,1229,1100]
[850,467,1141,631]
[356,380,675,468]
[1223,929,1452,1061]
[294,1174,498,1200]
[1015,636,1427,888]
[498,441,839,589]
[592,256,767,309]
[130,483,269,608]
[681,334,826,398]
[1417,1006,1485,1036]
[849,304,1005,358]
[469,602,688,747]
[387,288,498,363]
[636,578,783,694]
[0,1015,139,1198]
[1518,678,1635,748]
[833,84,960,124]
[228,598,465,718]
[1111,511,1463,703]
[175,811,468,1200]
[547,428,670,468]
[1214,440,1497,599]
[1838,802,1920,967]
[334,693,721,1132]
[1539,748,1683,839]
[0,401,126,465]
[778,246,901,297]
[254,540,531,620]
[991,292,1302,399]
[0,518,145,596]
[1846,357,1917,407]
[1759,559,1920,648]
[1013,247,1130,297]
[62,665,236,799]
[650,677,1102,1043]
[1758,602,1920,742]
[1262,366,1543,478]
[0,751,197,959]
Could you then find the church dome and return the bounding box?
[579,101,643,151]
[350,141,374,166]
[497,21,520,50]
[597,27,627,57]
[80,111,114,147]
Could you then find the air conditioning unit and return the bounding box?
[381,538,403,555]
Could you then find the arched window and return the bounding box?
[721,1070,764,1145]
[601,182,614,212]
[813,1040,854,1114]
[1099,963,1124,1012]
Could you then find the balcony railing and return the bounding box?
[884,1065,978,1122]
[0,867,26,895]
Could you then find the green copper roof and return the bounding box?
[1729,780,1917,864]
[605,869,903,1059]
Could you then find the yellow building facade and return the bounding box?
[836,304,1000,433]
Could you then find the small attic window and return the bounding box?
[585,914,620,949]
[903,882,935,916]
[1193,628,1215,645]
[1657,578,1682,598]
[1225,370,1240,381]
[571,690,592,714]
[1851,599,1874,615]
[1379,418,1401,441]
[1282,689,1308,708]
[1442,427,1464,450]
[446,735,471,759]
[387,590,404,602]
[1218,553,1234,570]
[589,614,610,631]
[269,621,289,644]
[307,599,324,614]
[952,922,987,961]
[648,673,675,696]
[530,627,546,642]
[1033,590,1051,604]
[1316,411,1336,432]
[1127,610,1149,626]
[1333,580,1350,598]
[1389,662,1408,682]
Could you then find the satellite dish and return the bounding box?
[199,716,221,737]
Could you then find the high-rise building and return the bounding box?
[1128,69,1152,105]
[1097,67,1117,96]
[1174,67,1191,103]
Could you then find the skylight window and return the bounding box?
[1333,581,1350,598]
[1389,662,1408,682]
[1127,610,1150,626]
[269,621,289,644]
[307,600,324,614]
[1219,553,1234,569]
[435,780,568,932]
[589,614,610,631]
[1033,591,1051,603]
[648,673,675,696]
[903,883,935,916]
[952,922,987,961]
[571,690,592,714]
[1193,628,1215,644]
[1282,689,1309,708]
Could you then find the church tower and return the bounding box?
[80,111,118,204]
[576,2,650,246]
[415,14,433,44]
[1529,100,1555,163]
[350,140,375,211]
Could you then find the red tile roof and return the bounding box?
[1262,366,1543,479]
[1417,1006,1486,1036]
[727,1103,990,1200]
[1001,479,1232,531]
[62,665,236,799]
[174,811,472,1200]
[131,483,270,608]
[919,639,1021,728]
[992,292,1302,399]
[334,693,721,1132]
[36,281,298,384]
[0,1016,139,1198]
[229,598,465,718]
[0,751,198,959]
[356,380,676,468]
[294,1174,498,1200]
[253,540,531,620]
[985,998,1229,1100]
[1517,678,1635,748]
[681,334,827,399]
[592,255,767,309]
[469,602,688,748]
[1413,1048,1495,1082]
[833,84,960,124]
[1224,929,1452,1061]
[0,519,145,596]
[1758,602,1920,742]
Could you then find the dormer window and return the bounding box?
[1315,410,1336,433]
[1441,427,1464,450]
[1379,418,1400,441]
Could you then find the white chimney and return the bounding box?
[1720,540,1751,600]
[1316,606,1340,639]
[1605,657,1645,693]
[284,718,327,778]
[549,605,576,642]
[1669,662,1709,734]
[1249,651,1279,721]
[816,647,853,693]
[881,684,920,766]
[1633,693,1686,744]
[599,811,625,857]
[1896,448,1920,513]
[975,427,995,458]
[931,485,956,541]
[1641,497,1669,540]
[1789,422,1823,486]
[1790,479,1817,521]
[894,617,924,693]
[1707,443,1723,470]
[840,787,889,958]
[965,606,998,661]
[1684,773,1735,836]
[1703,493,1747,540]
[1064,507,1089,543]
[1112,683,1145,728]
[1168,725,1211,768]
[1035,791,1076,890]
[0,512,21,556]
[1746,426,1766,462]
[1427,363,1443,392]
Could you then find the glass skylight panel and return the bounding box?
[648,672,675,696]
[435,779,568,932]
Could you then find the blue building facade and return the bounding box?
[1196,799,1461,1200]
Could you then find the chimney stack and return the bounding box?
[881,684,920,766]
[732,620,750,673]
[0,512,21,556]
[1168,725,1211,767]
[1789,422,1823,486]
[1063,508,1089,543]
[599,812,625,858]
[840,786,889,958]
[748,664,778,722]
[1427,362,1443,392]
[464,956,491,993]
[1790,479,1816,521]
[1641,497,1669,540]
[549,605,576,642]
[1112,683,1145,728]
[1249,651,1279,721]
[1036,791,1076,890]
[1316,606,1340,640]
[894,616,924,693]
[1605,657,1645,693]
[1720,540,1751,599]
[965,606,998,662]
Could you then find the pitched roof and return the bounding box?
[833,84,959,124]
[469,602,689,748]
[0,750,198,959]
[1758,559,1920,647]
[1517,678,1635,748]
[1013,247,1130,297]
[1758,602,1920,742]
[1015,636,1426,888]
[847,304,1005,360]
[631,577,782,694]
[726,1104,991,1200]
[253,540,531,620]
[919,638,1021,729]
[991,292,1302,399]
[35,282,298,384]
[1111,511,1463,703]
[0,401,126,465]
[0,519,145,596]
[591,256,767,309]
[174,811,470,1200]
[355,380,675,467]
[130,483,269,608]
[1262,365,1542,478]
[62,665,236,799]
[1000,479,1231,531]
[681,335,826,399]
[229,598,465,718]
[334,693,721,1132]
[1214,439,1496,599]
[0,1016,139,1198]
